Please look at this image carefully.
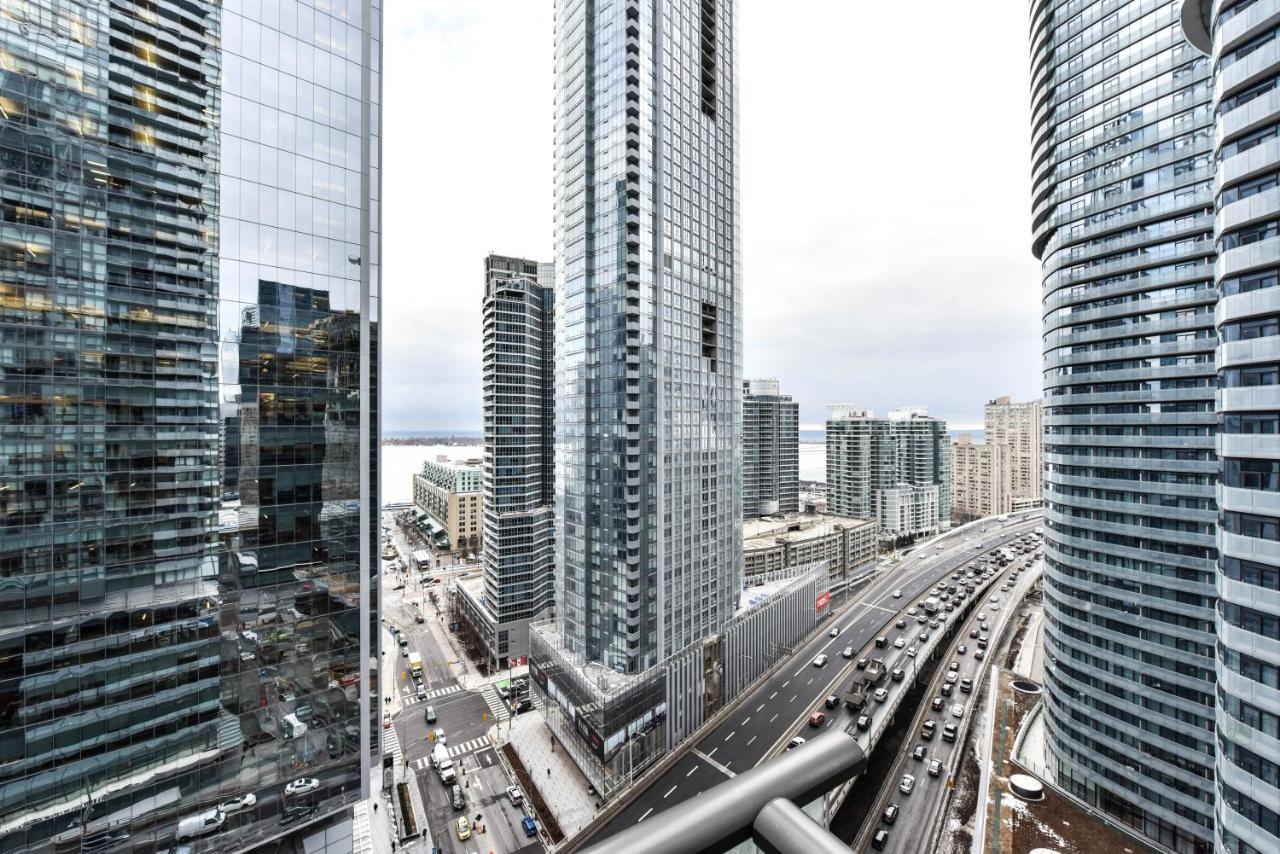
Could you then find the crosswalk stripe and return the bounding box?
[479,684,510,722]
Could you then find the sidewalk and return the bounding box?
[506,710,599,839]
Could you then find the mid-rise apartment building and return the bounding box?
[950,434,1005,523]
[743,378,800,517]
[413,458,484,554]
[0,0,382,850]
[985,395,1044,510]
[1030,1,1218,849]
[479,254,556,668]
[826,406,950,538]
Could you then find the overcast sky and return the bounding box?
[382,2,1042,434]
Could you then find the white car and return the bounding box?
[218,793,257,814]
[812,654,828,667]
[952,703,965,719]
[894,637,906,649]
[787,736,807,750]
[285,778,320,797]
[906,646,916,658]
[842,645,854,659]
[874,688,889,702]
[176,808,225,841]
[829,626,840,637]
[240,630,259,644]
[892,589,902,599]
[899,774,916,794]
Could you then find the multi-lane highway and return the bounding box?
[576,514,1043,849]
[852,546,1044,852]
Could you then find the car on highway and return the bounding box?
[882,803,899,824]
[921,720,936,740]
[961,677,973,694]
[830,626,840,637]
[974,649,986,661]
[456,817,472,841]
[176,808,226,841]
[218,793,257,814]
[899,774,916,795]
[928,759,943,777]
[826,694,840,709]
[906,607,918,616]
[285,778,320,798]
[912,744,928,761]
[949,661,959,672]
[943,722,958,742]
[857,657,869,669]
[892,589,902,598]
[969,628,980,638]
[812,654,828,667]
[891,668,905,682]
[918,632,930,643]
[808,711,827,728]
[945,671,958,684]
[875,636,888,648]
[842,645,854,658]
[857,714,872,730]
[932,697,945,711]
[952,703,965,718]
[929,618,940,628]
[905,646,916,658]
[895,618,907,629]
[873,688,889,703]
[894,637,906,649]
[872,829,890,850]
[957,644,967,655]
[989,596,999,604]
[940,682,954,697]
[787,736,806,750]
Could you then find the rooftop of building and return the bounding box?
[743,512,875,551]
[421,455,483,472]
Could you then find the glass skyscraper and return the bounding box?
[1181,4,1280,853]
[1031,0,1218,849]
[553,0,742,673]
[742,378,799,518]
[0,0,380,850]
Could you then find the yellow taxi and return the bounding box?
[455,817,471,841]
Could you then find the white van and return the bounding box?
[281,713,308,739]
[176,808,225,841]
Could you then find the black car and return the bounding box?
[515,698,534,713]
[896,619,907,629]
[856,714,872,730]
[891,668,905,682]
[882,803,899,825]
[940,682,954,697]
[451,784,466,810]
[960,678,973,694]
[825,694,840,710]
[872,829,890,850]
[856,657,869,670]
[913,744,928,760]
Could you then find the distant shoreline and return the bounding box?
[382,435,482,446]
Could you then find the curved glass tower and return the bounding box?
[1030,1,1218,849]
[1183,3,1280,852]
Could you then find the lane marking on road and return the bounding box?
[664,785,678,799]
[782,680,790,688]
[790,694,797,704]
[806,677,814,686]
[769,692,777,700]
[770,713,778,723]
[792,665,805,677]
[708,747,717,757]
[741,716,750,725]
[639,808,653,822]
[725,731,735,742]
[686,765,699,777]
[747,735,757,746]
[693,748,737,779]
[756,703,765,713]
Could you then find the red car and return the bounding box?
[808,712,826,728]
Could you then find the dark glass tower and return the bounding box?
[0,0,381,850]
[742,378,800,517]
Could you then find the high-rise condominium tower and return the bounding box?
[553,0,742,672]
[0,1,381,850]
[950,434,1005,523]
[826,406,950,538]
[1181,5,1280,853]
[1030,1,1217,849]
[482,254,555,668]
[743,378,800,517]
[984,396,1044,510]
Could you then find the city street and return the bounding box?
[576,515,1043,847]
[381,511,543,853]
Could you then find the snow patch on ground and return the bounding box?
[1012,611,1041,676]
[1016,704,1048,772]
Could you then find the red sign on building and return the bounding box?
[816,591,830,612]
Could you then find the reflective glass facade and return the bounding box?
[1031,1,1218,850]
[0,0,379,849]
[1182,2,1280,852]
[553,0,742,673]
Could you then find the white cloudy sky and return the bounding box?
[382,2,1042,433]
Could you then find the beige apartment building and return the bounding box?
[413,457,484,554]
[743,513,878,590]
[984,396,1043,510]
[950,435,1004,523]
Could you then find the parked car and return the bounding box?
[522,817,538,838]
[506,786,524,805]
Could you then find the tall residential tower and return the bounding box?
[1182,4,1280,853]
[984,395,1044,510]
[1030,1,1217,849]
[0,1,381,850]
[742,378,800,517]
[552,0,743,673]
[826,406,950,538]
[481,254,555,668]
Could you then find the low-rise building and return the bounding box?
[743,513,877,590]
[413,457,484,554]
